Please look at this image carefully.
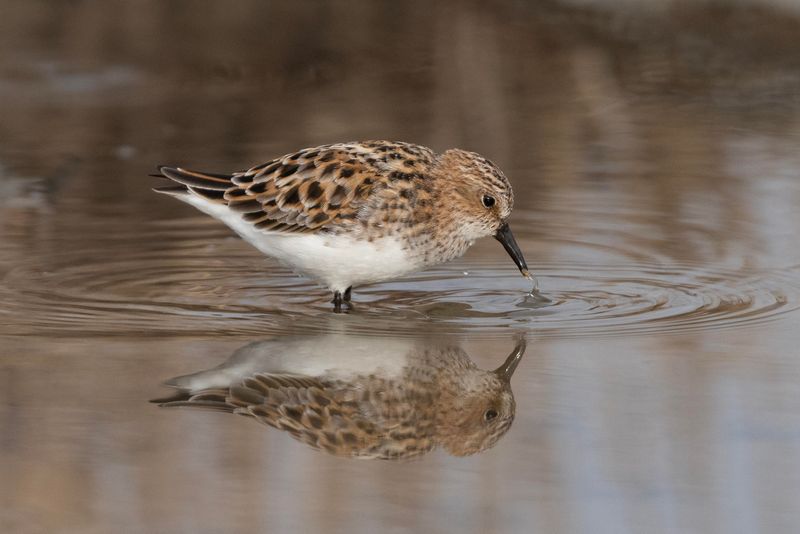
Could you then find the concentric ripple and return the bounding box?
[1,222,799,338]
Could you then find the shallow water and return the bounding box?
[2,1,800,532]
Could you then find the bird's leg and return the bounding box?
[331,288,353,313]
[332,290,344,313]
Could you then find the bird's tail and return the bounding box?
[149,388,237,412]
[150,380,268,417]
[151,166,233,202]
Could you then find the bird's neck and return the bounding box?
[424,175,476,261]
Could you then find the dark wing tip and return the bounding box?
[149,391,188,404]
[149,165,175,178]
[150,387,236,412]
[153,400,235,412]
[158,166,183,180]
[158,166,233,191]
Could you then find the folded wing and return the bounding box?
[153,143,395,234]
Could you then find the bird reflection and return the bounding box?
[152,335,525,460]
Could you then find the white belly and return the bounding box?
[167,335,416,392]
[182,194,418,291]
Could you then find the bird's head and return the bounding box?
[436,149,530,278]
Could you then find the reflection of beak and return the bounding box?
[494,222,530,278]
[494,338,526,382]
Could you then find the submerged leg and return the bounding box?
[332,291,344,313]
[332,288,353,313]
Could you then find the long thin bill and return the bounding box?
[494,338,526,382]
[494,222,530,278]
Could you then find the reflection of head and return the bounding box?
[435,341,523,456]
[436,369,516,457]
[153,336,525,460]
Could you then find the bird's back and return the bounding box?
[154,140,438,237]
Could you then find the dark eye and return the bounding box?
[482,195,496,208]
[484,409,498,421]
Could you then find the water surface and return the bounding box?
[2,1,800,532]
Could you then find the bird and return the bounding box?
[152,141,531,311]
[151,335,526,459]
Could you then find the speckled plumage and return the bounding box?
[154,141,530,309]
[152,336,525,459]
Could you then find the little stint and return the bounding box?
[154,141,530,311]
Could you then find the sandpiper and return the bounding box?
[153,141,530,311]
[152,335,525,459]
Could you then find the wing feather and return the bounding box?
[153,369,436,459]
[154,141,436,235]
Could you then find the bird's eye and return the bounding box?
[482,195,496,208]
[484,409,499,421]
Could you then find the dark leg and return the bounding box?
[332,291,344,313]
[343,286,352,302]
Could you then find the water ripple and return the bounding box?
[2,230,798,339]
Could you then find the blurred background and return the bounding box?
[1,1,800,533]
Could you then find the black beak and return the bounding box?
[494,338,526,382]
[494,222,530,278]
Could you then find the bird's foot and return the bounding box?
[332,289,353,313]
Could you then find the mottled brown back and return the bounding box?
[157,141,437,235]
